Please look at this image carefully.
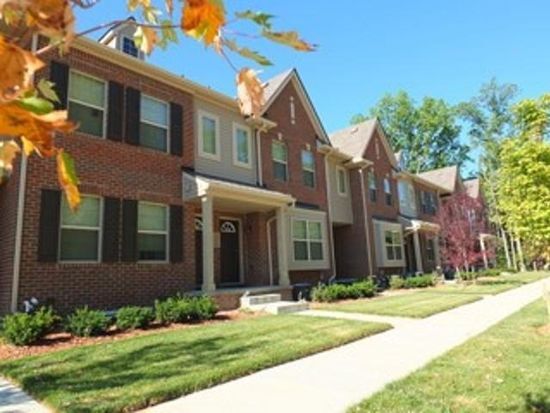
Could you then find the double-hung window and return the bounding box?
[199,111,220,160]
[68,71,106,137]
[122,36,139,57]
[59,195,102,262]
[336,166,348,196]
[426,238,436,261]
[272,140,288,181]
[140,95,169,152]
[368,171,377,202]
[384,177,392,206]
[293,220,324,261]
[138,202,168,262]
[233,123,251,168]
[302,150,316,188]
[384,230,403,261]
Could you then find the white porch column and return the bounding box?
[434,235,442,268]
[276,206,290,287]
[413,231,424,273]
[480,235,488,269]
[201,195,215,292]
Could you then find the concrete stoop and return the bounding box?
[240,293,309,315]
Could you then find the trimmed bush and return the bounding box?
[155,295,217,325]
[116,306,155,331]
[1,307,58,346]
[390,274,436,290]
[311,279,376,303]
[389,275,405,290]
[66,307,111,337]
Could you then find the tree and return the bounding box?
[0,0,315,210]
[435,190,491,277]
[457,79,519,269]
[352,91,469,173]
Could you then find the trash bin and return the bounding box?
[292,283,312,301]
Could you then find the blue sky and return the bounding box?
[76,0,550,174]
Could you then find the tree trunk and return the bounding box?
[500,226,512,268]
[509,231,518,271]
[515,236,526,272]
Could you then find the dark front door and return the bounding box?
[220,219,240,284]
[405,234,417,274]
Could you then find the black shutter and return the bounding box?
[170,205,183,263]
[121,199,138,262]
[170,102,183,156]
[102,197,121,262]
[38,189,61,262]
[124,87,141,145]
[49,61,69,110]
[107,81,124,142]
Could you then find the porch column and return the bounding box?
[276,206,290,287]
[201,195,215,292]
[413,231,424,274]
[480,235,488,269]
[434,235,442,268]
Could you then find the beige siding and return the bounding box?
[373,219,405,268]
[327,158,353,224]
[194,98,258,185]
[287,207,330,271]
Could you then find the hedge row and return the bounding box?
[1,295,217,346]
[311,280,376,303]
[389,274,436,290]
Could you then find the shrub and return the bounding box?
[66,307,111,337]
[116,306,155,331]
[404,274,436,289]
[389,275,405,290]
[1,307,58,346]
[155,295,217,325]
[311,279,376,303]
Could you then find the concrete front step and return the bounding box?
[247,301,309,315]
[240,293,282,307]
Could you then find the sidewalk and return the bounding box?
[0,380,48,413]
[142,277,547,413]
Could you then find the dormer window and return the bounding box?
[122,36,139,58]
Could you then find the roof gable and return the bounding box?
[416,165,460,193]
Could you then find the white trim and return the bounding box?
[58,195,103,264]
[198,110,221,161]
[140,94,170,153]
[291,218,325,262]
[232,122,252,169]
[68,69,108,139]
[219,216,245,285]
[256,130,263,186]
[121,35,140,58]
[137,201,170,264]
[336,165,348,197]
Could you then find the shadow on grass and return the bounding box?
[524,389,550,413]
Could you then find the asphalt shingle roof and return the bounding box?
[416,165,459,193]
[328,119,378,158]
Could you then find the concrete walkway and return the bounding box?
[142,277,547,413]
[0,380,49,413]
[299,309,417,328]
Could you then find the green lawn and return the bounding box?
[0,315,390,413]
[498,270,549,284]
[317,291,483,318]
[350,300,550,413]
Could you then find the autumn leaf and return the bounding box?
[0,35,44,103]
[0,139,20,182]
[262,30,316,52]
[0,103,75,157]
[236,68,265,119]
[165,0,173,14]
[134,26,158,55]
[235,10,274,29]
[56,149,80,210]
[182,0,226,46]
[24,0,75,48]
[224,38,272,66]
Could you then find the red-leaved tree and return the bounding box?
[435,190,491,277]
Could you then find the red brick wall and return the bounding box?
[14,49,197,313]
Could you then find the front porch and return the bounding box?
[400,217,441,274]
[183,171,296,296]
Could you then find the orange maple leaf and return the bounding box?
[182,0,226,45]
[236,68,265,119]
[25,0,75,47]
[56,149,80,210]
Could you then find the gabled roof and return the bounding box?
[329,118,398,167]
[416,165,459,194]
[464,178,480,199]
[261,69,329,143]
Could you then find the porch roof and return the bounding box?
[399,216,440,234]
[183,171,295,212]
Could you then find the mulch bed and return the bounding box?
[0,310,265,361]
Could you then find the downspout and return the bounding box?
[255,130,263,186]
[358,167,374,275]
[323,152,337,279]
[11,34,37,312]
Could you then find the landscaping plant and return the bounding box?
[155,295,218,325]
[116,306,155,331]
[65,307,112,337]
[311,280,376,303]
[390,274,436,290]
[1,307,58,346]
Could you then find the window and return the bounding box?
[293,219,324,261]
[426,238,435,261]
[68,71,106,137]
[398,180,417,213]
[122,36,139,57]
[140,95,169,152]
[199,111,219,160]
[384,177,392,206]
[59,196,101,262]
[272,140,288,181]
[368,171,377,202]
[233,123,251,168]
[421,191,437,215]
[302,150,316,188]
[138,203,168,262]
[384,230,403,261]
[336,166,348,196]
